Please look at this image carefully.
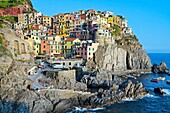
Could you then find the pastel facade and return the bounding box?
[76,40,99,60]
[31,35,41,55]
[65,38,81,57]
[87,43,99,60]
[42,16,52,28]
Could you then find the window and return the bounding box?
[44,41,45,43]
[32,37,34,39]
[44,45,45,48]
[63,62,65,66]
[65,46,67,49]
[53,37,55,40]
[92,48,94,51]
[46,37,48,40]
[36,37,38,40]
[37,45,38,48]
[36,33,38,36]
[89,52,91,55]
[69,62,71,65]
[89,48,90,51]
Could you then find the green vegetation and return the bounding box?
[111,24,122,36]
[125,35,137,39]
[0,16,17,23]
[0,21,3,28]
[29,51,35,56]
[0,0,24,9]
[116,38,123,44]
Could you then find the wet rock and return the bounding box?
[154,88,166,95]
[152,62,169,73]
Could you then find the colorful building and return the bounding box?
[42,16,52,28]
[0,5,24,16]
[65,38,81,57]
[41,35,61,57]
[76,40,99,60]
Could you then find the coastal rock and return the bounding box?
[53,98,79,113]
[44,90,60,104]
[126,49,152,70]
[85,80,148,107]
[154,88,166,95]
[152,62,169,73]
[87,45,152,72]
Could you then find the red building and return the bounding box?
[0,5,25,16]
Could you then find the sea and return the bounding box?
[70,53,170,113]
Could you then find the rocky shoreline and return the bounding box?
[0,57,151,113]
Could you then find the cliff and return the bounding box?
[87,35,152,73]
[92,45,152,71]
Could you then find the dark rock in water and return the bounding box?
[152,62,169,74]
[152,64,160,73]
[154,88,166,95]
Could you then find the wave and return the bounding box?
[141,93,159,99]
[162,89,170,96]
[68,107,105,113]
[123,97,136,101]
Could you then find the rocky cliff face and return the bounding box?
[88,44,152,72]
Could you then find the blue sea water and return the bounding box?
[73,53,170,113]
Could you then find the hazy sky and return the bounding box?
[31,0,170,53]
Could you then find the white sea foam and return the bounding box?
[123,98,136,101]
[69,107,105,113]
[162,89,170,96]
[141,93,159,99]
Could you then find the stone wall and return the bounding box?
[0,27,33,61]
[46,70,76,89]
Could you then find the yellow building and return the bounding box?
[113,16,122,27]
[65,38,81,57]
[53,14,66,35]
[59,34,66,54]
[100,15,107,25]
[42,16,52,28]
[107,15,114,26]
[31,35,41,55]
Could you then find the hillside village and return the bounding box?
[6,8,138,60]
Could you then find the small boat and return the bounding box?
[157,77,165,81]
[151,79,158,83]
[167,80,170,84]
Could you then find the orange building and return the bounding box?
[40,39,50,55]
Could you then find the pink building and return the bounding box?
[76,40,99,60]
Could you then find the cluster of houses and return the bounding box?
[12,9,133,60]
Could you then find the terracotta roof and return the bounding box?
[65,38,77,42]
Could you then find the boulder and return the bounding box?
[159,62,168,73]
[152,62,169,73]
[154,88,166,95]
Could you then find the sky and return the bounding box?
[31,0,170,53]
